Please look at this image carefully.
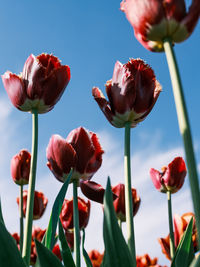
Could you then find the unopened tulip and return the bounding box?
[2,53,70,113]
[150,157,187,193]
[60,197,90,231]
[88,250,104,267]
[47,127,104,183]
[120,0,200,52]
[158,212,197,260]
[93,59,161,128]
[17,190,48,220]
[11,149,31,185]
[112,183,141,222]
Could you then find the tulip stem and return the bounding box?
[19,185,24,254]
[124,121,136,266]
[73,180,80,267]
[163,38,200,248]
[22,109,38,265]
[167,191,175,259]
[118,219,122,229]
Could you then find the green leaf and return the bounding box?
[0,198,5,225]
[171,218,194,267]
[45,170,72,250]
[0,221,27,267]
[35,239,64,267]
[189,254,200,267]
[82,229,93,267]
[103,177,135,267]
[58,219,75,267]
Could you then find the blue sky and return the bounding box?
[0,1,200,266]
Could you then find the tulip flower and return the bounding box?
[47,127,104,183]
[136,254,165,267]
[17,190,48,220]
[60,197,90,231]
[2,53,70,113]
[92,59,161,128]
[88,250,104,267]
[52,244,62,261]
[158,212,197,260]
[112,183,141,222]
[120,0,200,52]
[150,157,187,194]
[11,149,31,185]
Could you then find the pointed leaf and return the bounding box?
[171,218,194,267]
[103,177,134,267]
[35,239,64,267]
[189,254,200,267]
[82,229,93,267]
[58,219,75,267]
[0,221,27,267]
[45,170,72,250]
[0,198,5,225]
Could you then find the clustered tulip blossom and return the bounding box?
[88,250,104,267]
[112,183,141,221]
[136,254,166,267]
[2,53,70,113]
[93,59,161,128]
[46,127,104,183]
[11,149,31,185]
[149,157,187,193]
[17,190,48,220]
[158,212,197,260]
[120,0,200,52]
[60,197,91,231]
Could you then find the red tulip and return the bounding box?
[136,254,166,267]
[17,190,48,220]
[88,250,104,267]
[2,53,70,113]
[60,197,90,231]
[120,0,200,52]
[150,157,187,193]
[47,127,104,183]
[93,59,161,128]
[158,212,197,260]
[112,183,141,222]
[52,244,62,261]
[11,149,31,185]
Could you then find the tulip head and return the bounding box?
[47,127,104,183]
[93,59,161,128]
[11,149,31,185]
[60,197,90,231]
[150,157,187,193]
[112,183,141,222]
[17,190,48,220]
[2,53,70,113]
[88,250,104,267]
[120,0,200,52]
[136,254,159,266]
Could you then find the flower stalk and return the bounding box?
[19,185,24,254]
[167,191,175,259]
[22,109,38,265]
[163,38,200,248]
[73,180,80,267]
[124,121,136,266]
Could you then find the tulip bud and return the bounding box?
[2,53,70,113]
[17,190,48,220]
[88,250,104,267]
[60,197,90,231]
[93,59,161,128]
[120,0,200,52]
[11,149,31,185]
[150,157,187,194]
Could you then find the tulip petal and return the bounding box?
[149,168,163,191]
[80,180,105,204]
[2,72,26,109]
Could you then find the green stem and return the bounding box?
[163,39,200,248]
[22,109,38,265]
[167,191,175,259]
[73,180,80,267]
[118,219,122,229]
[124,122,136,266]
[19,185,24,254]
